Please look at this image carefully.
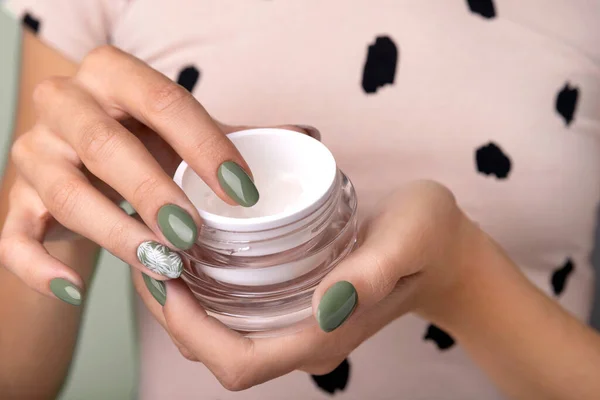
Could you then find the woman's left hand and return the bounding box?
[132,180,483,391]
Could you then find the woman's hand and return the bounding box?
[0,45,265,304]
[133,180,483,390]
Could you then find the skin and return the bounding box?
[0,31,95,399]
[2,32,600,400]
[132,182,600,399]
[0,31,309,398]
[2,36,254,291]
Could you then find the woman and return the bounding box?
[1,1,600,399]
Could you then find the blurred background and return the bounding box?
[0,4,599,400]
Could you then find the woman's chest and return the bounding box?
[113,0,600,265]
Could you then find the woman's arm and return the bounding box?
[429,227,600,400]
[1,23,266,398]
[0,31,100,399]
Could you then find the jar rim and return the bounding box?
[180,172,359,269]
[179,172,359,333]
[173,129,337,231]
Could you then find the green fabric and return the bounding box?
[0,6,19,179]
[0,8,137,399]
[61,251,138,400]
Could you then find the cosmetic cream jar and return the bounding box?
[173,128,358,336]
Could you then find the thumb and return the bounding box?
[312,231,415,334]
[312,190,437,333]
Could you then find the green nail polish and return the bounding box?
[157,204,198,250]
[143,273,167,306]
[218,161,259,207]
[137,241,183,278]
[49,278,82,306]
[317,281,358,332]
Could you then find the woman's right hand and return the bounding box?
[0,45,261,305]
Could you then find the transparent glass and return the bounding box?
[180,170,358,337]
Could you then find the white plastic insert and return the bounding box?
[173,128,340,285]
[173,128,337,232]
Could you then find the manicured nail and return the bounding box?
[317,281,358,333]
[157,204,198,250]
[137,241,183,279]
[294,125,321,141]
[143,273,167,306]
[218,161,259,207]
[49,278,82,306]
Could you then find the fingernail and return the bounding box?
[137,241,183,278]
[49,278,83,306]
[143,273,167,306]
[294,125,321,141]
[157,204,198,250]
[317,281,358,333]
[218,161,259,207]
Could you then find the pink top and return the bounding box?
[5,0,600,398]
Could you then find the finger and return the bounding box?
[219,122,322,141]
[32,78,201,251]
[130,269,197,361]
[75,46,258,207]
[162,280,305,390]
[284,125,321,141]
[311,206,429,333]
[0,182,85,305]
[300,284,413,374]
[313,182,463,333]
[17,153,182,280]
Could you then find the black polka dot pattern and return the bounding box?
[475,142,512,179]
[424,324,456,351]
[466,0,497,19]
[22,12,41,34]
[362,36,398,94]
[555,82,579,126]
[311,358,350,395]
[551,258,575,296]
[176,66,200,93]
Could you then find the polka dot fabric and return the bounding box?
[4,0,600,398]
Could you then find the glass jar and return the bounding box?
[173,129,358,336]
